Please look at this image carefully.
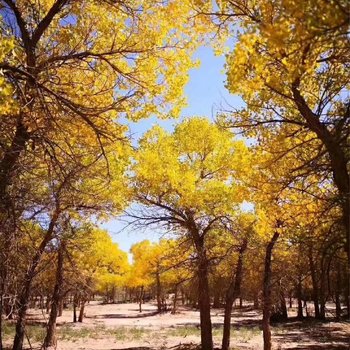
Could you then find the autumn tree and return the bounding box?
[202,0,349,263]
[244,128,348,348]
[127,239,190,313]
[68,227,129,321]
[220,213,253,350]
[0,0,207,216]
[0,2,210,349]
[25,222,130,349]
[130,117,250,350]
[127,240,155,312]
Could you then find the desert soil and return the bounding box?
[6,301,350,350]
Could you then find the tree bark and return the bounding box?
[262,232,279,350]
[43,242,65,349]
[222,239,247,350]
[73,295,78,323]
[78,299,85,322]
[0,281,3,350]
[0,118,30,221]
[58,299,63,317]
[197,256,213,350]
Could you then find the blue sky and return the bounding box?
[101,46,245,253]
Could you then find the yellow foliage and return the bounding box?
[133,117,252,215]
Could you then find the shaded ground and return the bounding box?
[3,301,349,349]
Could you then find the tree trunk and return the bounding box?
[192,231,213,350]
[46,295,51,314]
[0,220,17,350]
[319,259,327,320]
[0,281,3,350]
[222,239,247,350]
[0,261,9,350]
[308,245,320,319]
[12,212,59,350]
[292,85,350,265]
[43,242,65,349]
[78,300,85,322]
[335,263,342,320]
[138,286,144,313]
[73,296,78,323]
[279,290,288,320]
[111,286,116,304]
[254,294,259,309]
[0,118,30,220]
[296,276,303,320]
[262,231,279,350]
[181,288,185,305]
[171,285,178,314]
[58,299,63,317]
[345,278,350,319]
[156,269,162,312]
[197,257,213,350]
[213,291,221,309]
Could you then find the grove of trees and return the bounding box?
[0,1,348,350]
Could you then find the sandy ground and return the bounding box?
[8,301,350,350]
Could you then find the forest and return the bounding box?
[0,1,349,350]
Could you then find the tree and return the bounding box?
[130,117,250,350]
[8,136,128,350]
[204,0,349,263]
[0,4,208,346]
[43,225,129,348]
[0,0,206,210]
[221,213,252,350]
[127,240,155,312]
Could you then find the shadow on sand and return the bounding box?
[90,310,160,319]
